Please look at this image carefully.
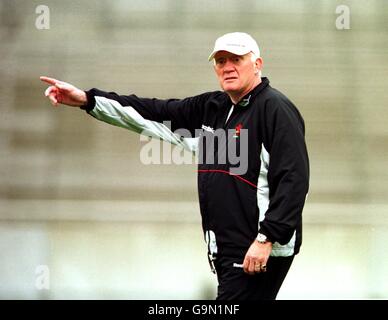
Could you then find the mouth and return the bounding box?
[224,76,238,81]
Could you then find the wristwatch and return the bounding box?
[256,233,268,244]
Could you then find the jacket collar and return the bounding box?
[236,77,270,108]
[209,77,270,111]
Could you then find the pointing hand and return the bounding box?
[40,76,87,107]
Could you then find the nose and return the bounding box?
[223,59,235,73]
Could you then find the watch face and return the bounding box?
[257,233,267,242]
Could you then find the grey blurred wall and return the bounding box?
[1,0,388,299]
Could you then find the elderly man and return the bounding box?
[40,32,309,300]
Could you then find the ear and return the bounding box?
[254,57,263,73]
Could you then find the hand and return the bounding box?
[243,240,272,275]
[40,76,87,107]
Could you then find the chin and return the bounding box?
[222,83,241,92]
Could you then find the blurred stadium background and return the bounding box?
[1,0,388,299]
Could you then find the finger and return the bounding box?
[55,82,70,91]
[249,259,257,275]
[261,258,269,272]
[243,256,256,275]
[255,264,262,274]
[242,257,249,274]
[48,93,58,106]
[44,86,59,106]
[40,76,59,86]
[49,97,58,106]
[44,86,56,96]
[243,258,255,275]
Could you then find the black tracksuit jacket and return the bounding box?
[82,77,310,259]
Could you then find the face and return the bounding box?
[213,51,261,98]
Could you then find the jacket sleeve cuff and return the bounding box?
[80,90,96,112]
[257,229,274,243]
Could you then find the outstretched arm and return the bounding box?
[40,76,87,107]
[40,75,212,135]
[40,76,202,153]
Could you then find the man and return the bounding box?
[40,32,309,300]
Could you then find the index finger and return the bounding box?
[242,256,251,274]
[40,76,59,85]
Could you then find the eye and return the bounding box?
[233,56,243,64]
[215,58,226,66]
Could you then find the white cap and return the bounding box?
[208,32,260,61]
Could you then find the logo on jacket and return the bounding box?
[238,95,251,107]
[233,123,243,138]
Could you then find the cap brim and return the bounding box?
[208,47,251,61]
[208,51,217,61]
